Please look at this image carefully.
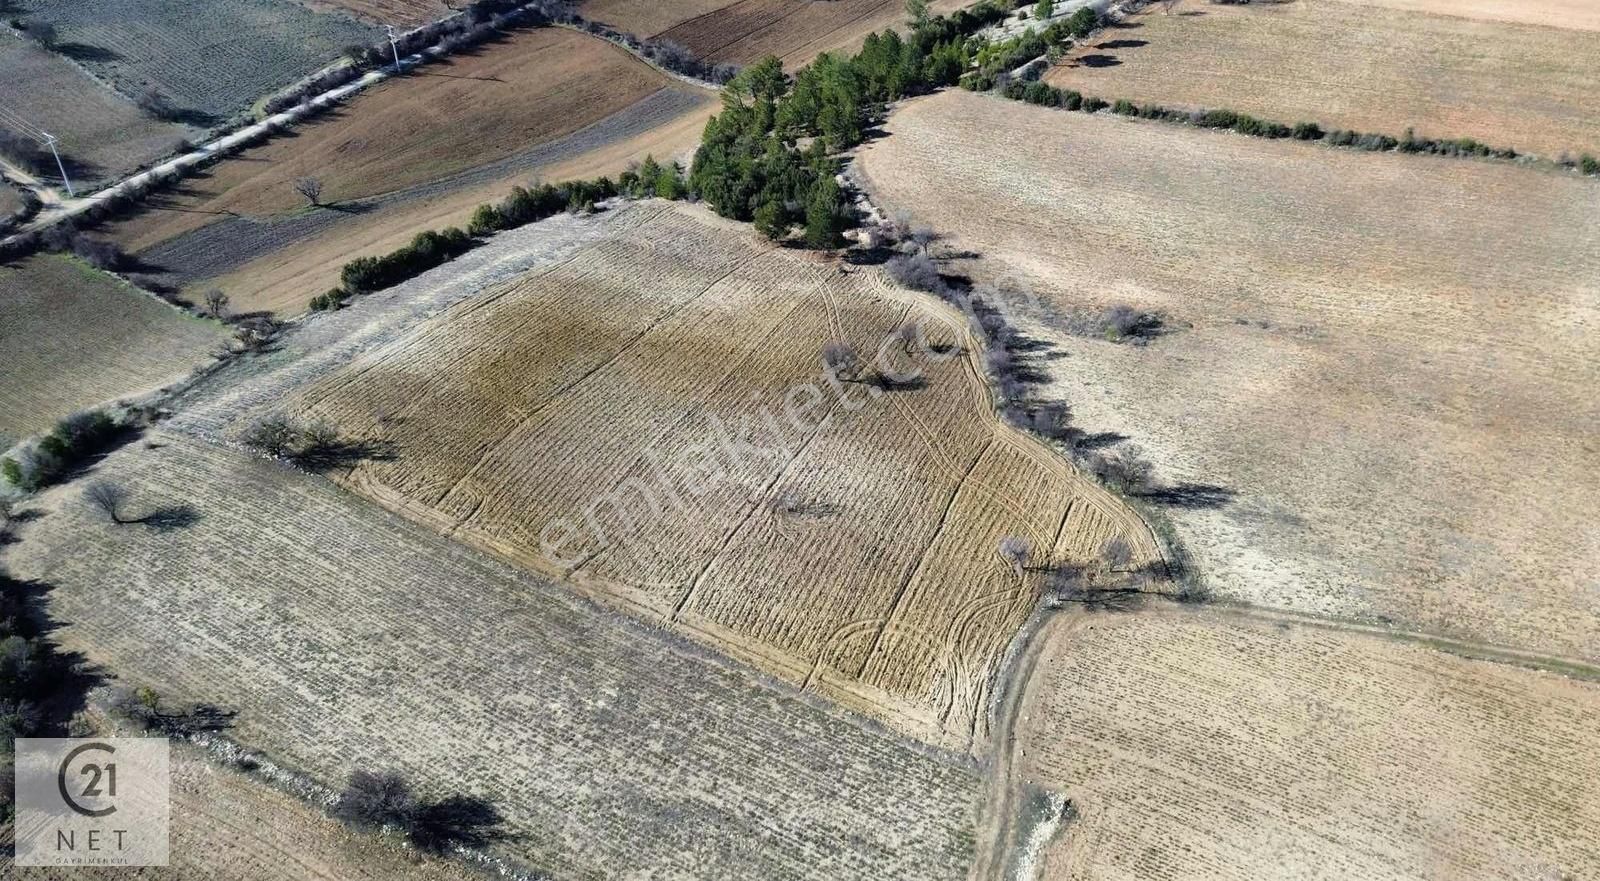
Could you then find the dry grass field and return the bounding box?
[0,39,193,185]
[0,254,225,450]
[11,741,478,881]
[855,91,1600,663]
[12,0,375,121]
[1047,0,1600,158]
[1015,605,1600,880]
[104,26,715,315]
[1335,0,1600,31]
[5,430,983,880]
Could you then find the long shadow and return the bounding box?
[54,42,121,62]
[293,439,398,473]
[1095,39,1147,49]
[1075,54,1122,68]
[0,571,106,744]
[132,504,202,532]
[1135,482,1236,509]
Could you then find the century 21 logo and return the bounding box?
[58,742,119,817]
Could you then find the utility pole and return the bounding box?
[384,24,402,73]
[41,131,73,197]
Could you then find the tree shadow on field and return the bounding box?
[0,571,106,744]
[1133,482,1235,509]
[1074,54,1122,68]
[54,42,121,63]
[132,503,201,531]
[294,438,398,473]
[1096,39,1147,49]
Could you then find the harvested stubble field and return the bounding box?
[0,254,225,450]
[855,90,1600,662]
[160,199,1157,748]
[1048,0,1600,158]
[640,0,966,66]
[12,0,374,122]
[1334,0,1600,31]
[298,0,451,27]
[1015,605,1600,880]
[10,741,478,881]
[0,39,193,186]
[5,430,983,880]
[105,27,715,315]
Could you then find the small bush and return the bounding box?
[1081,96,1109,113]
[1580,154,1600,176]
[1291,121,1323,140]
[1111,98,1138,116]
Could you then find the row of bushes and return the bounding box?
[312,167,676,310]
[1,410,126,492]
[568,18,740,85]
[996,80,1539,162]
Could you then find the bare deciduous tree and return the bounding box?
[203,288,230,319]
[85,481,130,524]
[822,341,864,382]
[998,535,1030,577]
[25,21,57,48]
[294,176,323,206]
[242,414,300,458]
[1101,536,1132,571]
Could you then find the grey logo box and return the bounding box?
[13,737,170,867]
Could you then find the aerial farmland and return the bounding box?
[1,0,1597,878]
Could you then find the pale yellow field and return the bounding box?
[1049,0,1600,158]
[1334,0,1600,31]
[264,201,1157,749]
[1016,605,1600,880]
[855,90,1600,663]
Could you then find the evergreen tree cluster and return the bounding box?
[689,2,1017,247]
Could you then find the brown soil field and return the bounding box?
[654,0,967,66]
[1335,0,1600,31]
[103,26,715,315]
[1015,605,1600,880]
[0,254,226,450]
[156,200,1158,749]
[580,0,738,38]
[855,91,1600,663]
[4,429,983,880]
[0,39,193,186]
[298,0,451,27]
[1047,0,1600,158]
[11,740,477,881]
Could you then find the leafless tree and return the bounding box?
[242,414,300,458]
[1162,0,1181,13]
[998,535,1030,577]
[85,481,130,524]
[297,419,339,456]
[1101,536,1132,571]
[294,176,324,206]
[822,341,865,382]
[1092,443,1155,494]
[25,21,57,48]
[892,322,920,356]
[203,288,230,319]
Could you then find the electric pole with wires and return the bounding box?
[41,132,74,197]
[384,24,402,73]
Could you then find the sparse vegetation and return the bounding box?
[2,409,126,492]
